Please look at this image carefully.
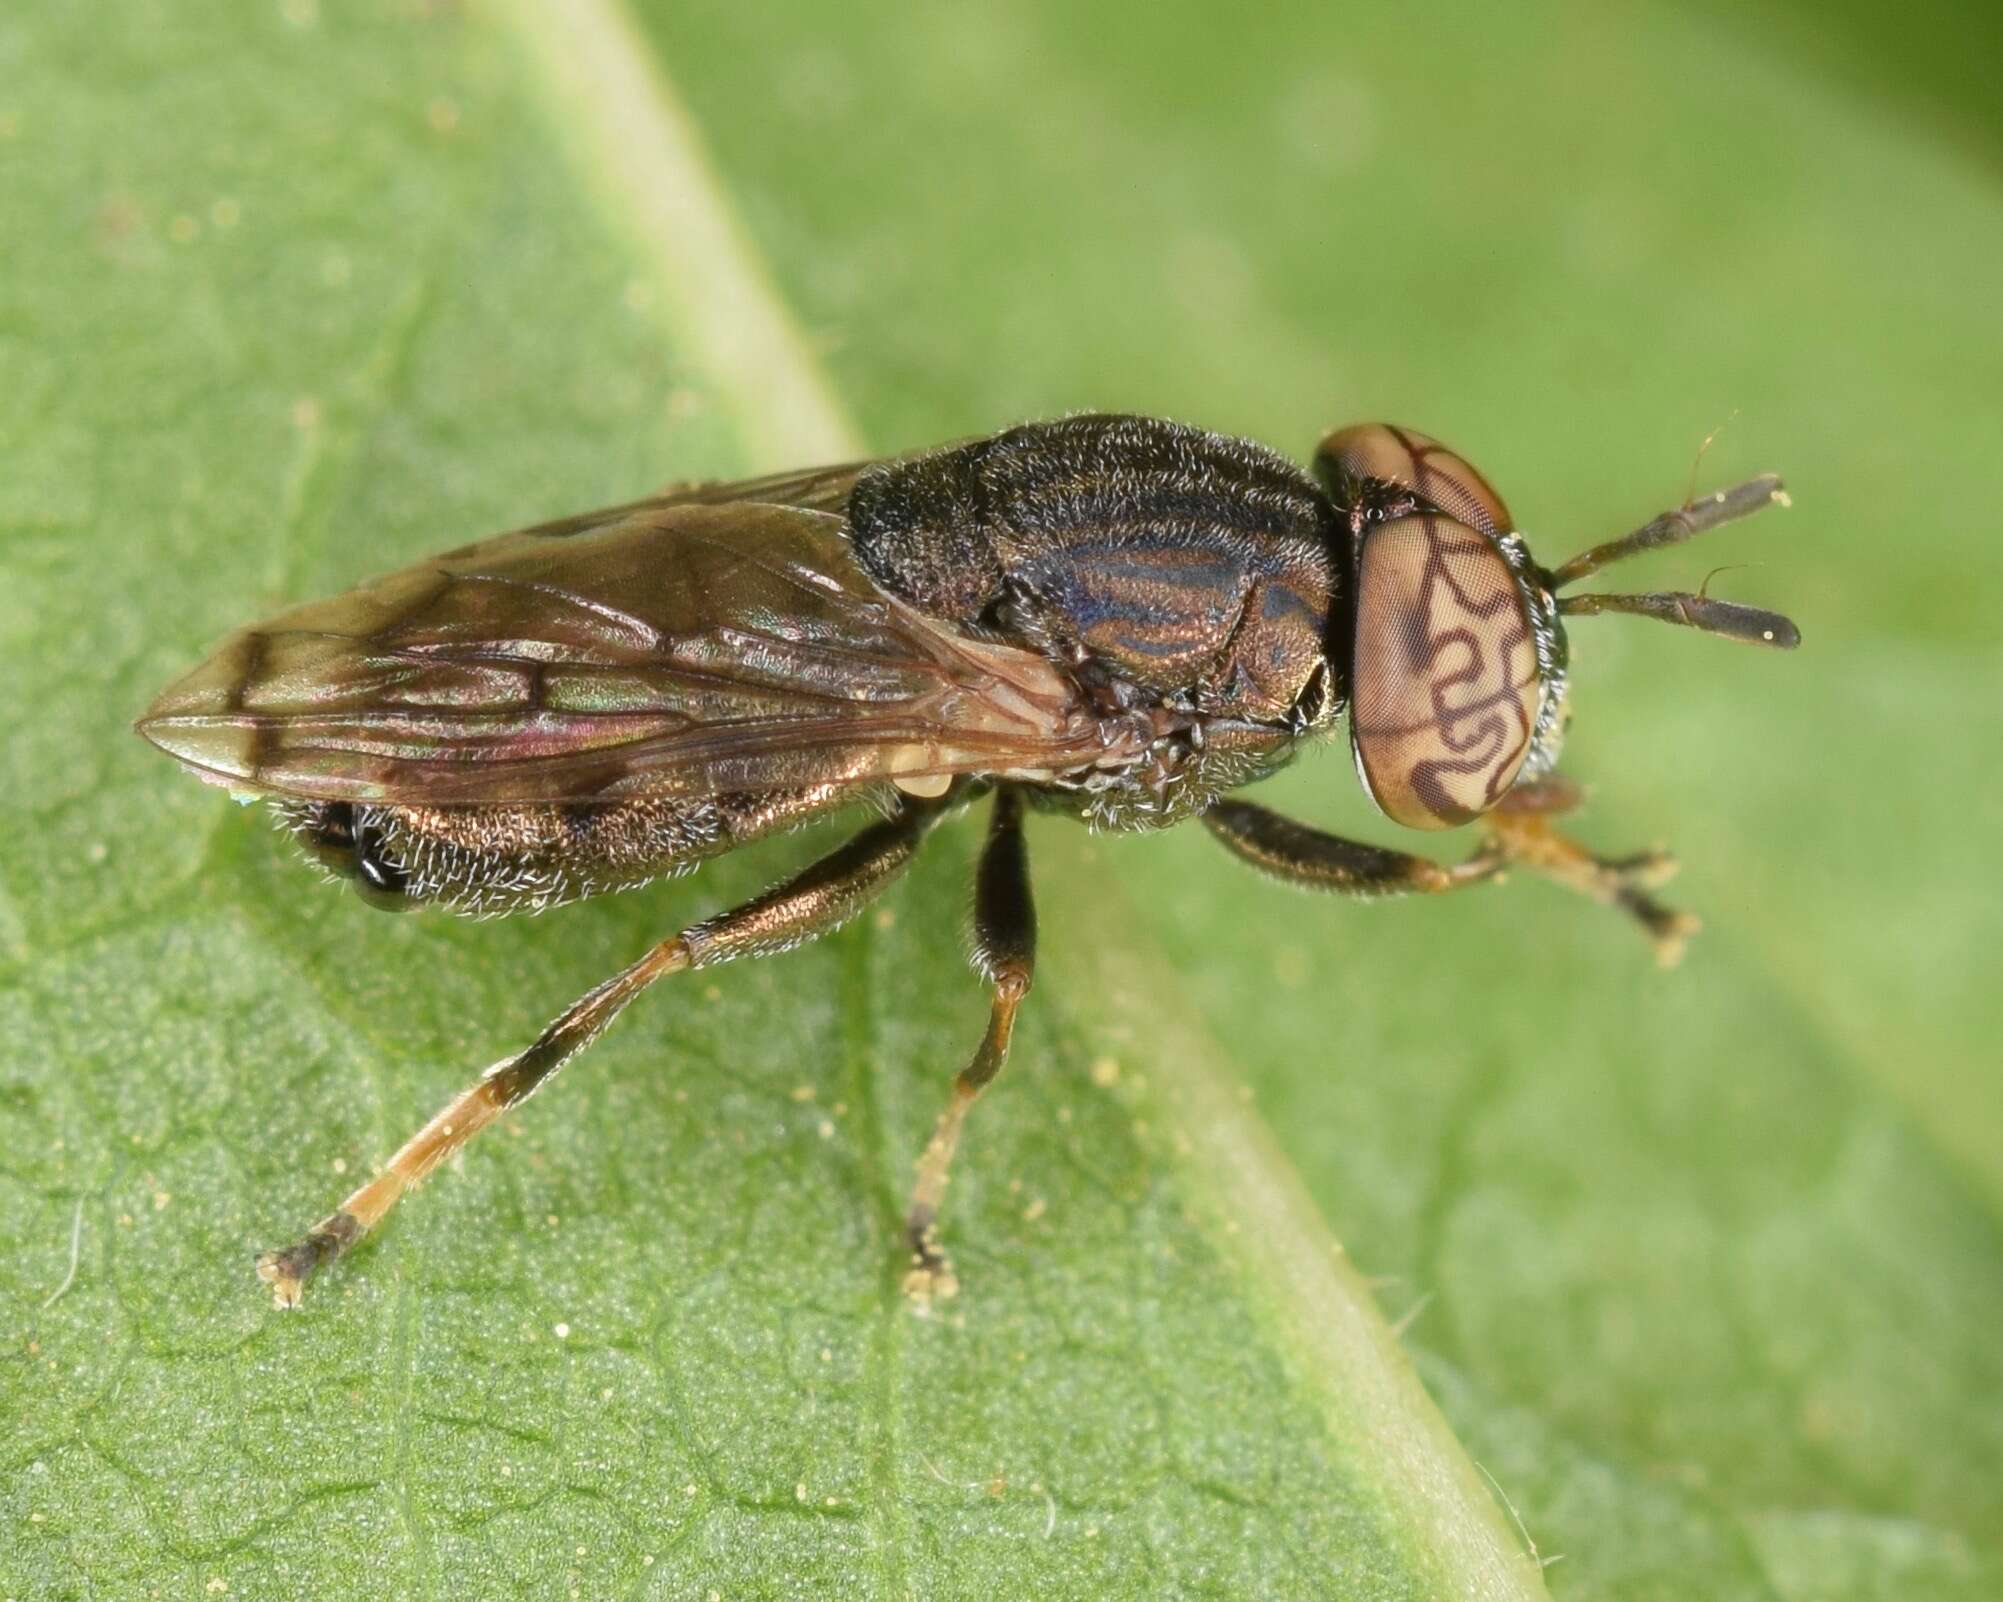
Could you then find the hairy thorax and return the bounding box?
[848,414,1340,727]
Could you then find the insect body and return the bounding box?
[136,414,1798,1306]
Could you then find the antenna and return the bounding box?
[1549,474,1800,649]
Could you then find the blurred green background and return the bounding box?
[3,1,1999,1598]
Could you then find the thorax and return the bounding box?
[847,414,1341,728]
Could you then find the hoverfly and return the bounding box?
[136,414,1798,1307]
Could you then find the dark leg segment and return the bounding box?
[257,800,941,1307]
[1203,797,1504,897]
[902,788,1035,1301]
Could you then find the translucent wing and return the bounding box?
[137,476,1114,805]
[634,460,875,515]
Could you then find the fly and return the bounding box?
[134,413,1799,1306]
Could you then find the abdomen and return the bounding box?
[278,784,867,916]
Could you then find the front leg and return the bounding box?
[1203,797,1504,897]
[1478,777,1699,967]
[1206,784,1698,965]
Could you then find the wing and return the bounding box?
[137,481,1120,805]
[637,460,874,514]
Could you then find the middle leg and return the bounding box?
[903,787,1036,1302]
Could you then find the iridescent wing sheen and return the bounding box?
[137,477,1113,805]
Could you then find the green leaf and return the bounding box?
[3,3,1998,1601]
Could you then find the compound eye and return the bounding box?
[1350,512,1541,829]
[1315,423,1513,536]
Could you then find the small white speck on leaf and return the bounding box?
[40,1199,84,1311]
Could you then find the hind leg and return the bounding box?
[258,798,944,1307]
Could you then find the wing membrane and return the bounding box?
[138,486,1111,805]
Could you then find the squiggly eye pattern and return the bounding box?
[1350,511,1539,829]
